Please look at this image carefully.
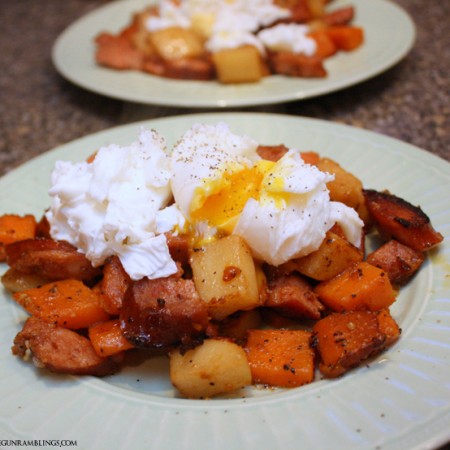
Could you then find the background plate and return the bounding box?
[52,0,416,108]
[1,113,449,450]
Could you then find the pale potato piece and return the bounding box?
[307,0,326,18]
[316,157,371,226]
[190,12,215,40]
[281,231,363,281]
[149,27,204,60]
[190,235,262,320]
[170,338,252,398]
[1,268,49,293]
[212,46,265,84]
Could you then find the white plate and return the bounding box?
[52,0,415,108]
[1,113,449,450]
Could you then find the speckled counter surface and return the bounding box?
[0,0,449,178]
[0,2,449,449]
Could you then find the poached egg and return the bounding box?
[46,123,363,280]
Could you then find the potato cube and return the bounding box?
[307,0,326,18]
[149,26,204,60]
[282,231,363,281]
[170,338,252,398]
[1,268,49,294]
[190,235,262,320]
[316,158,371,226]
[212,46,266,84]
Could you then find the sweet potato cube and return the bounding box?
[13,279,110,329]
[190,235,262,320]
[0,214,36,260]
[326,26,364,51]
[88,319,134,357]
[212,45,266,83]
[314,261,397,312]
[245,329,315,388]
[309,29,337,58]
[312,310,388,378]
[376,308,401,347]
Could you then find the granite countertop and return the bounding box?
[0,0,449,178]
[0,1,449,449]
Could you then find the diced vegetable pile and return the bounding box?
[0,145,443,399]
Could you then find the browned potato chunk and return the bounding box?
[212,46,266,83]
[307,0,326,18]
[190,235,263,320]
[281,231,363,281]
[149,27,204,60]
[169,338,252,398]
[1,268,49,293]
[316,158,371,226]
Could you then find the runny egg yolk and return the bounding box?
[189,159,276,235]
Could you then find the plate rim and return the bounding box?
[51,0,417,108]
[1,113,449,450]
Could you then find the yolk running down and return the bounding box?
[190,160,275,234]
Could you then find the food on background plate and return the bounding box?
[0,123,443,399]
[95,0,364,84]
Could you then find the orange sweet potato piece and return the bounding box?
[363,189,443,252]
[326,26,364,51]
[245,329,315,387]
[314,261,397,312]
[0,214,36,260]
[312,310,396,378]
[13,279,110,329]
[366,239,425,286]
[300,151,321,165]
[376,308,401,347]
[88,319,134,357]
[309,29,338,58]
